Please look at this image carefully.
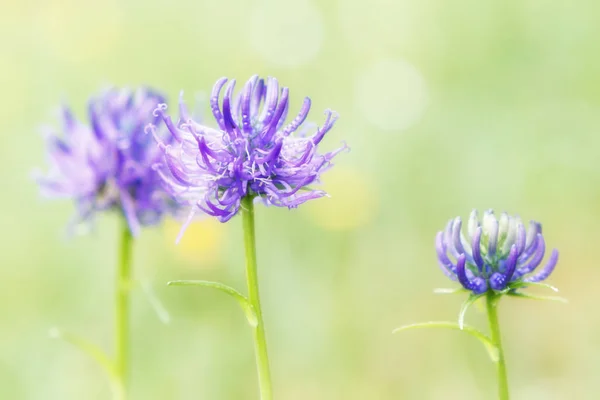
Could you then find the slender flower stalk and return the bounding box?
[241,196,273,400]
[37,87,179,398]
[486,292,509,400]
[160,75,346,399]
[115,220,133,392]
[394,209,563,399]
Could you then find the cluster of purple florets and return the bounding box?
[38,76,346,238]
[149,75,347,228]
[436,210,559,294]
[37,79,558,289]
[37,87,178,235]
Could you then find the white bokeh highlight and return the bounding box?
[248,0,324,67]
[355,59,428,132]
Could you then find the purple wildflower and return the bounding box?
[37,87,180,236]
[436,210,559,294]
[149,75,347,239]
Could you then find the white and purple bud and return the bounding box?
[435,210,559,295]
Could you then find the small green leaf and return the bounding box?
[507,292,568,303]
[392,321,499,362]
[49,328,125,399]
[433,287,468,295]
[509,281,559,292]
[167,280,258,327]
[459,293,485,330]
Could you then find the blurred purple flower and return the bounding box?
[436,210,559,294]
[149,75,348,240]
[37,87,180,236]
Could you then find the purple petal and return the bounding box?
[489,272,507,291]
[240,75,259,134]
[455,254,471,290]
[210,77,228,131]
[470,277,488,294]
[262,87,289,142]
[524,249,559,283]
[471,227,484,270]
[281,97,311,136]
[518,233,546,274]
[442,219,459,259]
[311,110,338,145]
[259,77,279,126]
[452,217,466,255]
[504,244,518,282]
[524,221,542,252]
[250,78,265,117]
[436,232,457,279]
[222,79,237,133]
[515,223,526,254]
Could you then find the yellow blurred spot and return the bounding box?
[305,167,378,231]
[164,217,227,268]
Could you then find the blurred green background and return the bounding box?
[2,0,599,398]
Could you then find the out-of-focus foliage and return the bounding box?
[1,0,599,398]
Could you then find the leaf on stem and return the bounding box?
[509,281,560,292]
[167,280,258,327]
[392,321,499,362]
[140,280,171,324]
[48,328,125,399]
[433,287,468,295]
[507,292,568,303]
[458,293,485,330]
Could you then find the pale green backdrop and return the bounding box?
[1,0,599,399]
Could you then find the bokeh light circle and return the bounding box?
[248,0,324,67]
[355,59,428,132]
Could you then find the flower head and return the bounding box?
[37,87,179,235]
[151,75,347,235]
[436,210,559,295]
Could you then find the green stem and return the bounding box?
[486,292,509,400]
[241,196,273,400]
[115,220,133,398]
